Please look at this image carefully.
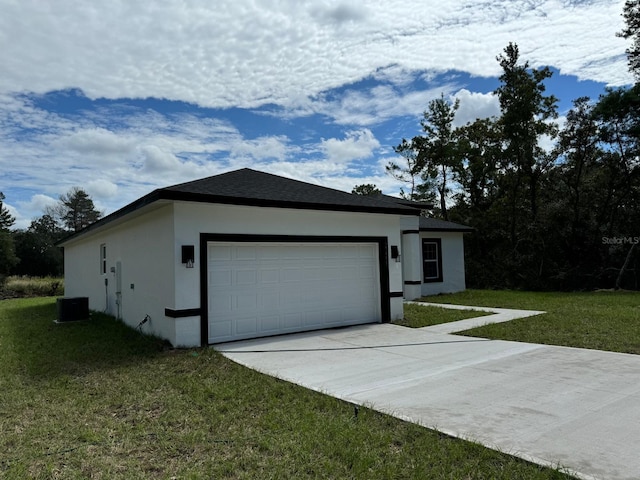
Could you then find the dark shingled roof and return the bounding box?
[419,217,473,232]
[58,168,420,245]
[161,169,419,214]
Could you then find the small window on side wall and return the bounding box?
[100,243,107,274]
[422,238,443,283]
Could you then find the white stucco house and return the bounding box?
[59,168,471,347]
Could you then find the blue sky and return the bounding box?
[0,0,633,229]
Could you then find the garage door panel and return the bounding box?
[236,293,258,311]
[257,247,280,260]
[209,293,232,313]
[235,246,257,260]
[260,315,280,332]
[323,308,345,325]
[210,246,232,260]
[342,307,360,321]
[304,311,323,326]
[236,316,258,335]
[260,269,280,283]
[236,269,258,285]
[299,245,324,259]
[259,292,279,309]
[208,242,381,343]
[283,312,303,328]
[358,265,376,280]
[210,319,232,338]
[282,267,303,282]
[210,269,232,286]
[280,290,304,307]
[361,290,378,304]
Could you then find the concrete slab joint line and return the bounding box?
[404,301,546,334]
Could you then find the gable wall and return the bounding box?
[63,204,178,344]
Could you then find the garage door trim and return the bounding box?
[199,233,390,346]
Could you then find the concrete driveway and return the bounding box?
[216,318,640,480]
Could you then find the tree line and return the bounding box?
[0,188,101,278]
[356,3,640,291]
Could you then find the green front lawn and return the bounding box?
[422,289,640,354]
[394,303,491,328]
[0,297,572,479]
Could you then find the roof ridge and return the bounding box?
[58,168,422,245]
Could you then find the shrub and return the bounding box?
[2,276,64,298]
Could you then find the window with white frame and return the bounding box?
[100,243,107,274]
[422,238,443,283]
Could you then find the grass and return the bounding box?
[0,297,573,479]
[422,289,640,354]
[394,303,491,328]
[1,276,64,298]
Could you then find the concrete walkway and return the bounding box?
[216,312,640,480]
[407,301,546,334]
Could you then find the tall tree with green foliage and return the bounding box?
[387,138,435,202]
[555,97,602,235]
[619,0,640,80]
[12,215,65,277]
[452,117,502,212]
[413,94,461,220]
[351,184,382,196]
[542,97,605,288]
[448,117,509,288]
[56,187,102,232]
[495,43,558,237]
[387,35,640,291]
[592,87,640,235]
[0,192,15,230]
[0,192,18,276]
[592,86,640,287]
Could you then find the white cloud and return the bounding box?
[0,0,632,227]
[371,65,417,87]
[0,95,286,217]
[86,179,118,199]
[269,82,460,126]
[140,145,182,174]
[0,1,630,110]
[230,136,292,162]
[256,159,407,197]
[332,85,459,125]
[321,129,381,162]
[312,2,368,25]
[134,144,225,186]
[22,194,58,212]
[261,160,358,182]
[9,194,58,230]
[57,128,136,155]
[453,89,501,126]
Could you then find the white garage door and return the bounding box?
[207,242,381,343]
